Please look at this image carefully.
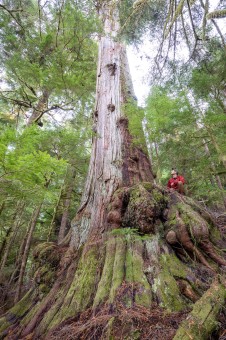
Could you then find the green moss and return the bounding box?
[129,185,143,203]
[209,226,222,243]
[34,242,58,262]
[0,289,35,333]
[125,237,152,307]
[125,241,133,283]
[20,300,41,327]
[109,236,126,303]
[152,188,164,203]
[167,206,178,228]
[153,254,188,311]
[49,245,101,327]
[105,317,115,339]
[69,247,100,307]
[174,282,226,339]
[0,318,10,334]
[176,203,209,241]
[123,184,167,234]
[142,182,154,192]
[93,237,116,307]
[39,283,49,294]
[35,292,65,335]
[167,202,211,245]
[129,329,141,340]
[160,254,187,278]
[33,243,60,296]
[8,289,34,317]
[153,272,186,311]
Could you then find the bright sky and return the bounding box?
[127,0,225,106]
[127,40,156,106]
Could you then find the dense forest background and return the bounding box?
[0,0,225,336]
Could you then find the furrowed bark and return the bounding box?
[70,2,153,250]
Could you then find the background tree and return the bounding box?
[145,74,226,208]
[0,90,92,313]
[0,0,98,124]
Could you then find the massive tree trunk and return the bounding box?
[0,2,225,339]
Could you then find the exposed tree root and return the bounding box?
[0,183,225,339]
[177,279,200,303]
[199,239,226,266]
[174,278,226,340]
[166,192,226,269]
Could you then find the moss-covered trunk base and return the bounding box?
[0,183,225,339]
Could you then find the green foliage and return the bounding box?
[124,101,147,151]
[145,77,226,206]
[0,0,97,296]
[190,44,226,110]
[0,116,91,285]
[0,0,99,119]
[111,227,139,236]
[111,228,150,241]
[119,0,166,44]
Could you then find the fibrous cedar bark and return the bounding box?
[0,1,225,339]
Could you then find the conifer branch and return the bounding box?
[207,9,226,19]
[0,5,24,30]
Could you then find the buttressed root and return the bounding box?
[166,205,226,269]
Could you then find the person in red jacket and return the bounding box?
[167,169,185,194]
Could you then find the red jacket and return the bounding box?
[167,176,185,190]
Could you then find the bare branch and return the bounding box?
[0,4,24,30]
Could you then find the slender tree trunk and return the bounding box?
[203,139,226,208]
[14,203,43,303]
[0,203,7,258]
[47,184,64,242]
[204,123,226,169]
[58,165,76,244]
[0,202,5,216]
[0,202,25,276]
[8,234,27,285]
[153,141,162,181]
